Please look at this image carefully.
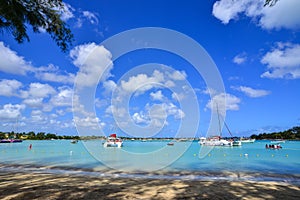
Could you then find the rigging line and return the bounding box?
[218,113,233,137]
[223,120,233,137]
[216,104,233,137]
[216,103,222,137]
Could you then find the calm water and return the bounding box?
[1,140,300,182]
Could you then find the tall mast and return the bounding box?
[216,103,222,136]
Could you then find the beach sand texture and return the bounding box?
[0,171,299,200]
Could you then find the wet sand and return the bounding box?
[0,171,299,200]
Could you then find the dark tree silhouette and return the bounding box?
[264,0,279,6]
[0,0,73,52]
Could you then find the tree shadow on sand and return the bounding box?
[0,172,299,200]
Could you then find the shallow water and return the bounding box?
[0,140,299,183]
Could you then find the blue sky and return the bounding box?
[0,0,300,137]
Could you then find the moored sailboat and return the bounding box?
[199,104,241,147]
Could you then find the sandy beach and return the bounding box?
[0,171,299,200]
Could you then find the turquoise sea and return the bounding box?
[1,140,300,183]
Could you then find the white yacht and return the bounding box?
[240,138,256,143]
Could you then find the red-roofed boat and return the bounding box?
[103,134,123,148]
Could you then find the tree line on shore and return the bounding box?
[250,126,300,140]
[0,131,80,140]
[1,126,300,141]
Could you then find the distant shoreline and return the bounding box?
[2,138,300,142]
[2,125,300,141]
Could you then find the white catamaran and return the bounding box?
[103,133,123,148]
[199,104,242,146]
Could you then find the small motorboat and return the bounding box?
[70,139,78,144]
[240,138,256,143]
[0,139,22,143]
[266,143,282,149]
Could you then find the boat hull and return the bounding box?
[103,141,123,148]
[198,138,233,146]
[0,139,22,143]
[232,140,242,146]
[270,140,285,143]
[241,139,255,143]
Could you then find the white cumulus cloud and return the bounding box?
[166,70,187,81]
[22,98,44,108]
[50,86,73,107]
[0,42,33,75]
[132,112,149,124]
[213,0,300,30]
[212,0,251,24]
[21,83,56,99]
[73,116,103,129]
[71,43,113,88]
[261,43,300,79]
[82,11,99,25]
[34,64,75,84]
[0,79,23,97]
[171,92,185,101]
[233,53,247,64]
[120,70,164,94]
[75,10,99,28]
[232,86,270,97]
[60,3,75,21]
[150,90,164,101]
[103,80,117,93]
[206,92,241,115]
[0,42,73,84]
[260,0,300,30]
[0,104,25,121]
[29,110,47,123]
[163,103,185,120]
